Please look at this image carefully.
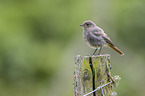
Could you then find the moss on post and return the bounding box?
[74,55,93,96]
[74,54,119,96]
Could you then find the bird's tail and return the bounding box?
[109,45,124,56]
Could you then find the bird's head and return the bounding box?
[80,20,96,28]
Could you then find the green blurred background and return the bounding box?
[0,0,145,96]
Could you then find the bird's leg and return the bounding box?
[92,48,97,55]
[98,46,102,55]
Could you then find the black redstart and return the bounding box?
[80,20,124,56]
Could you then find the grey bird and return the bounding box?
[80,20,124,56]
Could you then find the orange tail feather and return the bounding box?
[109,45,124,56]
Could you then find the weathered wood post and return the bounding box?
[74,54,120,96]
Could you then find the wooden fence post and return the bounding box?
[74,54,120,96]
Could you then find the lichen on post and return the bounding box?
[74,54,120,96]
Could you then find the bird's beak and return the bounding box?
[80,24,83,26]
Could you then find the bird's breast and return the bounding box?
[83,30,107,48]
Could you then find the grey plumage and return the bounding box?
[80,20,124,55]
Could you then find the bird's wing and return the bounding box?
[93,32,103,36]
[102,34,114,46]
[93,31,115,46]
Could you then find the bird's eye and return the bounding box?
[86,24,89,26]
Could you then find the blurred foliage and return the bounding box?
[113,0,145,51]
[0,0,145,96]
[0,0,89,96]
